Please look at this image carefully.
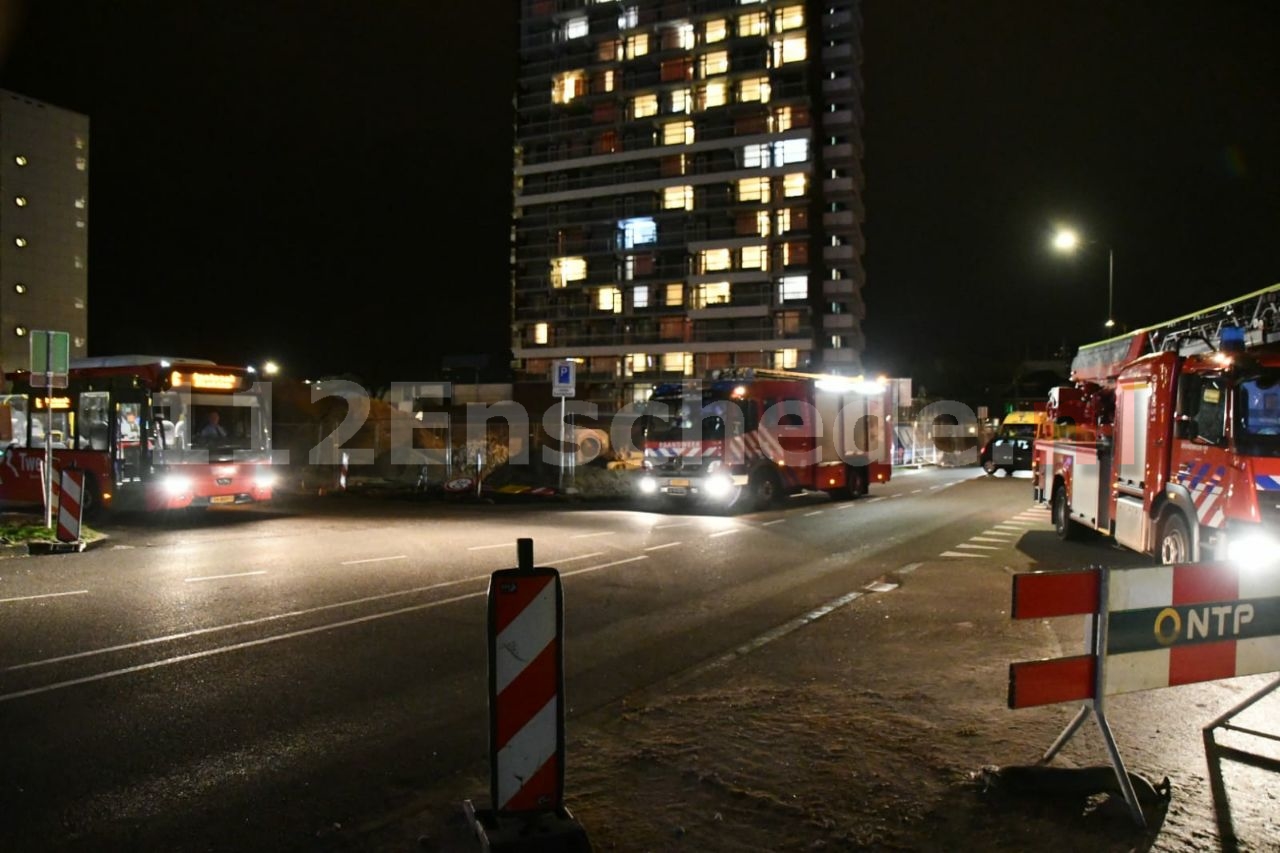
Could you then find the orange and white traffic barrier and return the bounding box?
[464,538,590,850]
[56,468,85,545]
[1007,562,1280,826]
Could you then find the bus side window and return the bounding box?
[79,391,110,451]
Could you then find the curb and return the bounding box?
[23,534,110,557]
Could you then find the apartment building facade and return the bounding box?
[0,90,90,379]
[510,0,866,411]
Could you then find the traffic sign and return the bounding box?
[30,330,70,388]
[551,359,575,398]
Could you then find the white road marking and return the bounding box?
[955,543,999,550]
[570,531,614,539]
[184,571,267,583]
[911,489,923,494]
[888,493,903,499]
[467,543,514,551]
[709,529,738,538]
[866,497,884,503]
[929,485,942,490]
[340,555,407,566]
[940,550,986,558]
[654,522,691,530]
[2,555,650,700]
[0,589,89,605]
[864,581,899,592]
[992,525,1024,532]
[762,519,786,526]
[982,530,1016,537]
[897,562,923,574]
[804,510,823,517]
[969,536,1007,543]
[643,542,681,551]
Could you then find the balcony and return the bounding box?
[823,176,856,196]
[823,210,855,229]
[822,313,855,330]
[823,278,854,297]
[822,76,854,95]
[822,43,854,62]
[823,245,855,261]
[822,109,855,128]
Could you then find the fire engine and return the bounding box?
[1033,283,1280,566]
[637,367,895,511]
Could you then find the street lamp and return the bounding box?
[1051,227,1115,329]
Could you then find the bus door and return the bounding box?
[113,396,149,489]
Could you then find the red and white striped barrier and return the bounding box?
[56,468,84,544]
[465,538,590,849]
[1006,561,1280,826]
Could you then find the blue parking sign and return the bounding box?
[552,360,575,397]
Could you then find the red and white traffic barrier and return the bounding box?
[464,538,590,850]
[1006,561,1280,826]
[56,468,84,545]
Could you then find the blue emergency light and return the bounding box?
[1220,325,1246,352]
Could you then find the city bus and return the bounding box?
[1,355,276,517]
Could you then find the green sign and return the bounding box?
[30,330,71,387]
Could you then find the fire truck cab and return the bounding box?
[638,368,895,512]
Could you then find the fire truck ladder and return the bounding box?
[1073,283,1280,380]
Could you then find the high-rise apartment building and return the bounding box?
[510,0,866,412]
[0,90,90,378]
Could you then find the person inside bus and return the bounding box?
[198,410,227,440]
[119,410,141,442]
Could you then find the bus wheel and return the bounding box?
[1158,512,1192,564]
[81,475,103,523]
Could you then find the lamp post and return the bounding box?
[1052,228,1115,329]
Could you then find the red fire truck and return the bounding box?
[638,367,895,511]
[1034,283,1280,565]
[1,355,276,517]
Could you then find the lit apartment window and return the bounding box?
[772,33,807,66]
[774,5,804,31]
[15,325,28,337]
[74,197,86,209]
[739,76,771,103]
[563,15,588,39]
[783,173,808,197]
[699,50,729,77]
[776,208,792,233]
[705,18,727,42]
[75,156,87,171]
[597,286,623,313]
[741,245,768,270]
[619,5,638,29]
[673,23,694,49]
[756,210,772,237]
[777,275,807,301]
[534,323,549,344]
[698,81,727,109]
[670,88,692,113]
[551,256,587,288]
[662,352,693,375]
[737,11,767,36]
[14,237,27,248]
[699,249,732,273]
[663,120,694,146]
[74,136,86,150]
[775,348,799,369]
[74,255,84,269]
[14,283,27,294]
[626,33,650,58]
[76,219,85,229]
[14,196,27,207]
[774,138,809,164]
[633,285,650,308]
[598,38,623,61]
[694,282,731,308]
[829,335,847,349]
[74,297,85,309]
[552,69,587,104]
[737,177,771,203]
[664,283,684,306]
[632,93,658,118]
[14,155,28,166]
[775,310,801,336]
[663,185,693,210]
[743,143,771,168]
[628,353,649,374]
[772,105,794,131]
[621,217,657,247]
[599,69,616,92]
[74,336,85,348]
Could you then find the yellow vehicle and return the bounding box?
[980,410,1045,475]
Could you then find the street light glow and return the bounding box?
[264,361,280,376]
[1052,228,1079,252]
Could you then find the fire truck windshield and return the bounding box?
[644,393,738,443]
[1235,369,1280,456]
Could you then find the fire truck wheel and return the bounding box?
[749,470,782,509]
[1157,512,1192,564]
[1051,484,1075,540]
[848,467,868,498]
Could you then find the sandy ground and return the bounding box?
[349,513,1279,853]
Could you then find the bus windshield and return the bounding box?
[153,392,269,461]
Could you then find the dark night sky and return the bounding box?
[0,2,1277,394]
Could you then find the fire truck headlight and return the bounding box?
[161,474,192,496]
[1228,533,1280,572]
[705,473,734,499]
[253,470,276,490]
[639,476,658,495]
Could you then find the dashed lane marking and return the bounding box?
[762,519,786,526]
[955,543,1000,550]
[340,555,407,566]
[643,542,681,552]
[940,550,987,558]
[0,589,89,605]
[804,510,824,517]
[184,571,266,583]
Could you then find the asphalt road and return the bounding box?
[0,466,1146,851]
